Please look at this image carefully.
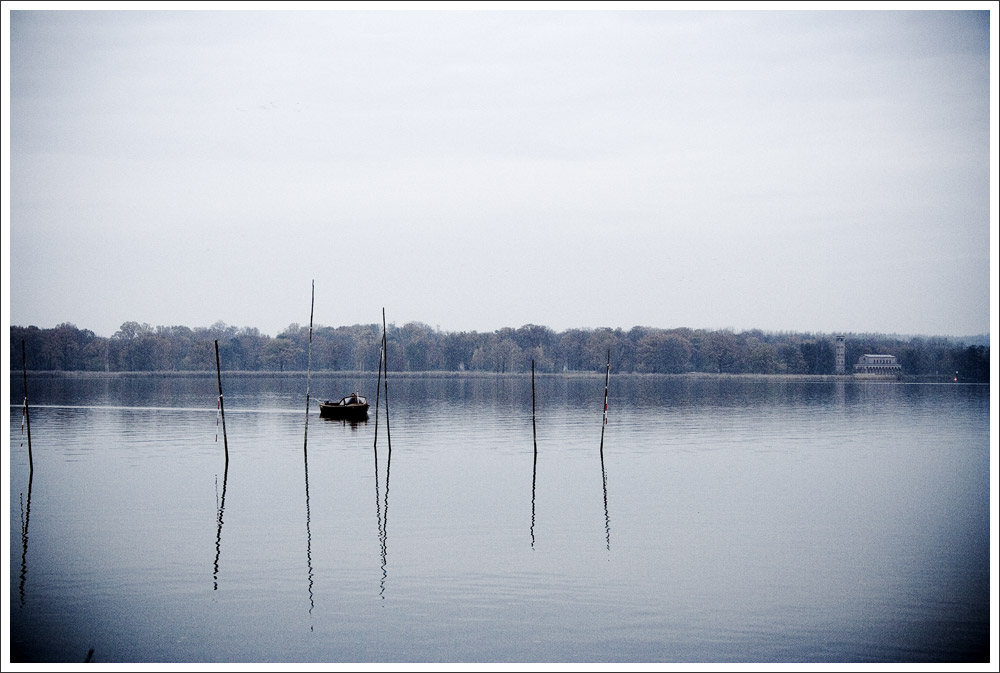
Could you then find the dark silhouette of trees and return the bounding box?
[9,321,990,381]
[262,331,302,372]
[699,330,740,373]
[557,328,590,372]
[637,331,692,373]
[801,339,836,375]
[440,330,479,371]
[953,345,989,382]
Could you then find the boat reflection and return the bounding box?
[321,416,369,430]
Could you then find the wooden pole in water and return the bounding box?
[599,349,610,453]
[215,340,229,462]
[532,359,537,442]
[382,308,392,456]
[21,340,33,473]
[532,358,538,464]
[373,326,384,454]
[304,280,315,452]
[531,359,537,549]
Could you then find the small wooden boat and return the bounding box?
[318,392,369,420]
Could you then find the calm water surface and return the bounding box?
[8,373,991,663]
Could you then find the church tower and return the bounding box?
[835,335,845,374]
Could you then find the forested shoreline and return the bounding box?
[9,321,991,382]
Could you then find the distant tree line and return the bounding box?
[9,321,990,382]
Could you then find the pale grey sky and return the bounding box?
[5,4,996,338]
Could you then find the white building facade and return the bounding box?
[854,354,902,375]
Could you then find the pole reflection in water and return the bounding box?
[213,459,229,590]
[600,444,611,552]
[303,439,315,623]
[19,469,34,606]
[380,439,391,600]
[373,437,384,596]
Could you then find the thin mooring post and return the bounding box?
[531,359,537,549]
[21,340,33,472]
[382,308,392,455]
[215,340,229,462]
[532,358,538,470]
[599,349,610,453]
[304,280,315,452]
[373,323,384,453]
[532,359,537,443]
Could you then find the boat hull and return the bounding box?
[318,403,369,420]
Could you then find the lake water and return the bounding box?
[7,373,992,664]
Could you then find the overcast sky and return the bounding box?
[5,4,996,339]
